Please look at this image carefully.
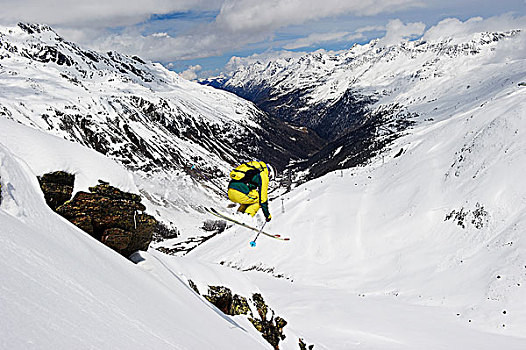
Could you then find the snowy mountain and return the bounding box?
[2,20,526,350]
[202,29,525,180]
[0,22,323,248]
[0,22,321,178]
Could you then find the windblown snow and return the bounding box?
[1,21,526,350]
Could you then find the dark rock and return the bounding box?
[249,293,287,350]
[70,214,94,235]
[132,213,157,252]
[152,221,179,243]
[205,286,233,315]
[299,338,315,350]
[55,183,156,258]
[37,171,75,210]
[88,183,142,203]
[188,280,200,295]
[18,23,53,34]
[252,293,269,319]
[201,219,227,232]
[204,286,251,316]
[231,294,250,316]
[202,286,289,349]
[154,227,222,255]
[102,228,131,251]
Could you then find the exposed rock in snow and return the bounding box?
[37,171,75,210]
[56,182,156,258]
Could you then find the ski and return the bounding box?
[204,207,290,241]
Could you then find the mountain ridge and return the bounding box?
[0,22,322,177]
[202,29,524,180]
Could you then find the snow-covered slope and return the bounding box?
[0,121,271,349]
[0,24,246,172]
[191,35,526,347]
[3,20,526,350]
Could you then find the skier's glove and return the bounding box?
[266,214,272,222]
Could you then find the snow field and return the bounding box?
[190,67,526,348]
[0,123,269,349]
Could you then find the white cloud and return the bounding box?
[152,32,170,38]
[179,64,202,80]
[284,32,351,50]
[377,19,425,47]
[215,0,422,33]
[0,0,221,27]
[356,25,385,33]
[0,0,431,63]
[93,28,230,61]
[423,14,526,42]
[282,24,387,50]
[2,1,523,67]
[149,0,422,60]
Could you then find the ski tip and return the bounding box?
[284,238,290,241]
[274,234,281,237]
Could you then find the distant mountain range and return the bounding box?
[202,29,523,179]
[3,23,521,185]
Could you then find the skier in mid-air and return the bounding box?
[227,160,275,222]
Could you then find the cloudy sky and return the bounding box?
[1,0,525,79]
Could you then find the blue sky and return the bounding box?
[1,1,525,79]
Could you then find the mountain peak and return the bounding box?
[17,22,56,35]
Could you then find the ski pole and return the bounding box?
[250,221,267,247]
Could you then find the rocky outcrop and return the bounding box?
[55,181,156,258]
[291,104,416,181]
[203,286,287,349]
[204,286,251,316]
[37,171,75,210]
[205,286,234,314]
[156,220,226,255]
[249,293,287,350]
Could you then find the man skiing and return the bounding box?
[227,160,275,222]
